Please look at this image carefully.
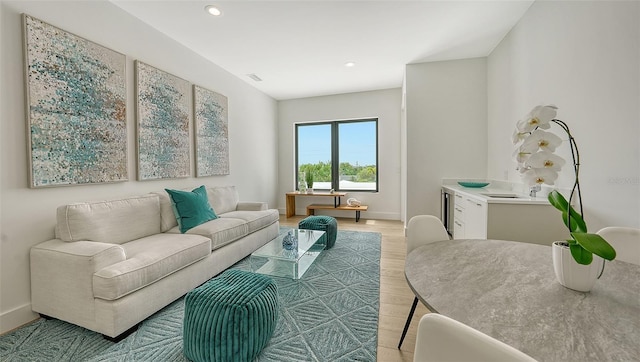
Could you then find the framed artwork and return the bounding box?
[193,85,229,176]
[23,14,127,187]
[135,61,191,180]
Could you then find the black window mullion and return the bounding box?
[331,122,339,191]
[294,124,300,188]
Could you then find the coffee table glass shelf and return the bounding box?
[250,229,325,280]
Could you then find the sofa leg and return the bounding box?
[103,324,139,343]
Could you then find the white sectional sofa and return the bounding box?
[30,185,279,339]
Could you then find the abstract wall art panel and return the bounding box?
[23,15,127,187]
[193,85,229,176]
[135,61,191,180]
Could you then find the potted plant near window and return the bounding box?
[513,105,616,292]
[305,171,314,194]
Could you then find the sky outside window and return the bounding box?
[298,122,376,166]
[297,124,331,165]
[339,121,376,166]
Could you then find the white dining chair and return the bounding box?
[413,313,537,362]
[597,227,640,265]
[398,215,450,349]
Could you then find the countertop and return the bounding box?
[405,239,640,361]
[442,179,551,205]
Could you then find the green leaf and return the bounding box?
[559,210,587,233]
[548,190,568,211]
[572,232,617,261]
[567,206,587,233]
[548,191,587,233]
[569,243,593,265]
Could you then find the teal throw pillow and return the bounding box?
[165,185,217,233]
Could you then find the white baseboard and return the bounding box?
[0,303,39,335]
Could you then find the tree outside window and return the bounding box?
[296,119,378,192]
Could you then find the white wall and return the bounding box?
[487,0,639,230]
[277,88,402,220]
[400,75,408,224]
[405,58,488,221]
[0,1,278,333]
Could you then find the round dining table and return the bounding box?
[405,239,640,361]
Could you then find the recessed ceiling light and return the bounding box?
[205,5,222,16]
[345,62,356,67]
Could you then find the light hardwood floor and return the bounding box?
[279,215,431,362]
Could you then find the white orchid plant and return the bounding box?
[513,105,616,265]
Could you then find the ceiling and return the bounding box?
[112,0,534,100]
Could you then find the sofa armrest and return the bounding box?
[30,239,126,322]
[236,202,268,211]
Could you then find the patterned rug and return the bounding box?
[0,229,381,361]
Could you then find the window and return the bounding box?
[296,118,378,192]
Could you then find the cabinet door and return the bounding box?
[453,193,466,238]
[464,197,487,239]
[453,218,465,239]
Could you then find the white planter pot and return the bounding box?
[552,241,604,292]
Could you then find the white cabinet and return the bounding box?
[452,193,465,239]
[464,196,488,239]
[447,187,569,245]
[486,203,569,246]
[452,192,487,239]
[453,217,465,239]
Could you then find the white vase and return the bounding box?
[552,241,604,292]
[298,180,307,193]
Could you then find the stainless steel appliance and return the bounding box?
[441,188,454,237]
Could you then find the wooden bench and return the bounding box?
[306,204,369,222]
[285,191,347,218]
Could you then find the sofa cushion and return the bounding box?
[151,191,179,232]
[93,233,211,300]
[206,186,239,215]
[167,217,248,250]
[152,186,238,233]
[56,195,161,244]
[220,210,279,233]
[166,186,218,233]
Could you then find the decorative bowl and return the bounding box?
[458,181,490,188]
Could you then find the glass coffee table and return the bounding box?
[250,229,325,279]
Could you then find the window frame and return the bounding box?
[295,118,379,193]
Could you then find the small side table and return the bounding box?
[285,191,346,217]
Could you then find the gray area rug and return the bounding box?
[0,229,381,361]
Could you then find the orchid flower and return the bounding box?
[512,105,616,266]
[525,150,566,171]
[516,105,557,133]
[519,129,563,153]
[512,127,528,145]
[522,167,559,186]
[513,147,531,167]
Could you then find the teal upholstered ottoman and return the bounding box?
[183,270,278,362]
[299,215,338,249]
